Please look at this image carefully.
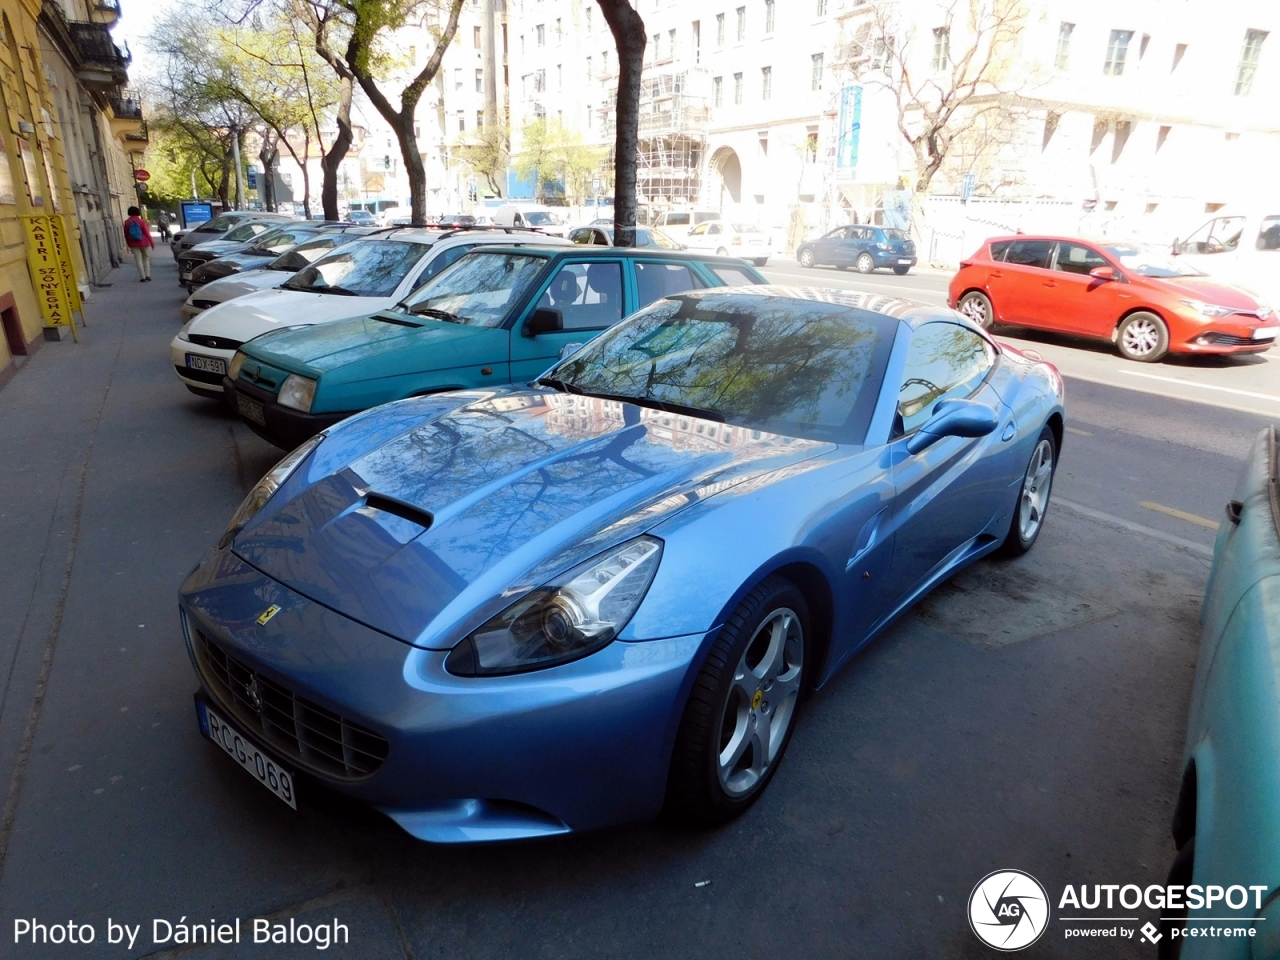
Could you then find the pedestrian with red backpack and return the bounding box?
[123,206,154,281]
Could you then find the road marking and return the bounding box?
[1139,501,1221,531]
[1065,426,1092,436]
[1063,370,1280,419]
[1119,369,1280,405]
[1054,498,1213,557]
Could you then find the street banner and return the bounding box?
[836,84,863,179]
[21,215,77,340]
[49,214,83,313]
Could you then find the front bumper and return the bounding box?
[1174,317,1279,355]
[179,548,705,840]
[170,337,235,394]
[223,375,351,449]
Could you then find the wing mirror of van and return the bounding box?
[524,308,563,337]
[1088,266,1117,281]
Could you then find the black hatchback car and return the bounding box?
[223,245,768,448]
[796,225,917,275]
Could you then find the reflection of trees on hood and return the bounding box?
[563,298,881,436]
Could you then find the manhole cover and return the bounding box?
[913,562,1116,650]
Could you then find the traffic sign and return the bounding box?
[133,169,151,182]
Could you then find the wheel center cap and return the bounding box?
[751,689,764,710]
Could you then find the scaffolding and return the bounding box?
[602,67,709,207]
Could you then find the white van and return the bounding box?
[1174,211,1280,306]
[653,209,721,241]
[492,203,569,237]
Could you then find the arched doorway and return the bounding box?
[708,146,742,211]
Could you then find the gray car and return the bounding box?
[171,212,294,260]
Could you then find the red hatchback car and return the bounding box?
[948,235,1278,362]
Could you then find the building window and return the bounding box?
[477,110,484,129]
[669,29,677,58]
[454,68,463,90]
[765,0,774,33]
[931,27,949,70]
[535,23,545,46]
[804,126,818,163]
[733,72,743,104]
[1055,22,1073,70]
[736,7,746,41]
[1235,29,1268,95]
[535,68,546,92]
[586,105,593,130]
[693,20,701,64]
[1172,43,1187,71]
[586,55,593,79]
[585,5,592,32]
[713,75,723,106]
[457,111,466,133]
[556,64,562,90]
[816,0,827,14]
[761,65,772,99]
[811,53,824,90]
[1103,30,1133,75]
[603,49,609,72]
[555,18,562,44]
[474,25,481,48]
[716,13,725,46]
[652,32,661,61]
[475,68,484,92]
[1156,125,1171,151]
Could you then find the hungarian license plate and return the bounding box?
[186,354,226,375]
[197,701,296,809]
[235,392,266,426]
[898,258,914,264]
[1252,327,1278,340]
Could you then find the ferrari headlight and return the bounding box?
[228,351,247,380]
[218,434,323,548]
[1181,298,1236,318]
[277,374,317,413]
[446,536,663,676]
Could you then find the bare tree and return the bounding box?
[840,0,1024,194]
[596,0,646,247]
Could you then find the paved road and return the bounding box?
[0,255,1270,958]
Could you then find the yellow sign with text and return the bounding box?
[21,215,78,340]
[49,214,83,312]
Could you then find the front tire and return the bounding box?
[1117,311,1170,362]
[797,248,815,268]
[855,252,875,274]
[958,290,996,330]
[666,576,809,824]
[999,427,1056,557]
[716,247,728,256]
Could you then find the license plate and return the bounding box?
[198,701,296,809]
[1252,327,1278,340]
[235,392,266,426]
[898,258,914,264]
[186,354,226,375]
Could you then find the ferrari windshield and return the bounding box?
[404,251,548,326]
[282,240,430,296]
[548,294,896,443]
[1105,244,1206,278]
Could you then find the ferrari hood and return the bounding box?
[232,390,831,647]
[187,286,394,343]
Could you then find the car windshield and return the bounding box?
[548,294,896,443]
[403,252,548,326]
[281,240,431,296]
[523,211,564,226]
[247,228,314,255]
[642,229,681,250]
[1105,244,1206,278]
[223,222,265,242]
[268,237,341,272]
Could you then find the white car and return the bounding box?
[179,230,377,321]
[170,230,570,398]
[1174,210,1280,307]
[682,220,775,267]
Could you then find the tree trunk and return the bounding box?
[396,117,427,226]
[300,131,313,220]
[597,0,646,247]
[259,140,277,212]
[321,82,353,221]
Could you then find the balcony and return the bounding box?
[68,21,130,91]
[90,0,121,26]
[108,92,147,148]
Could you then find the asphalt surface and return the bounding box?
[0,253,1271,958]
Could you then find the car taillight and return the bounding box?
[732,236,742,245]
[959,260,974,268]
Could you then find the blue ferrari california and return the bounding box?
[179,287,1065,842]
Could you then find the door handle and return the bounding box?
[1042,281,1057,287]
[847,506,888,571]
[1001,421,1017,442]
[989,271,1003,279]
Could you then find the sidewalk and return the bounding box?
[0,251,278,877]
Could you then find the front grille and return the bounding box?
[175,364,224,385]
[1201,333,1267,347]
[188,334,243,350]
[196,631,389,780]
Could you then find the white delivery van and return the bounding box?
[1174,211,1280,306]
[491,203,569,237]
[653,209,721,241]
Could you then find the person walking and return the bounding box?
[124,206,154,281]
[157,210,172,243]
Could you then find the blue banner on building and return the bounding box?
[836,84,862,178]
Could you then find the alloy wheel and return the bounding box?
[959,293,991,328]
[1018,439,1054,542]
[716,607,804,797]
[798,249,814,267]
[1121,317,1161,357]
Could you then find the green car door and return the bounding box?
[509,259,628,383]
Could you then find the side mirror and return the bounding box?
[906,399,999,455]
[1088,265,1117,281]
[524,307,563,337]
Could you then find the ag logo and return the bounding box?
[968,869,1049,951]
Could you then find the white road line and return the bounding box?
[1062,370,1280,419]
[1119,369,1280,404]
[1054,498,1214,557]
